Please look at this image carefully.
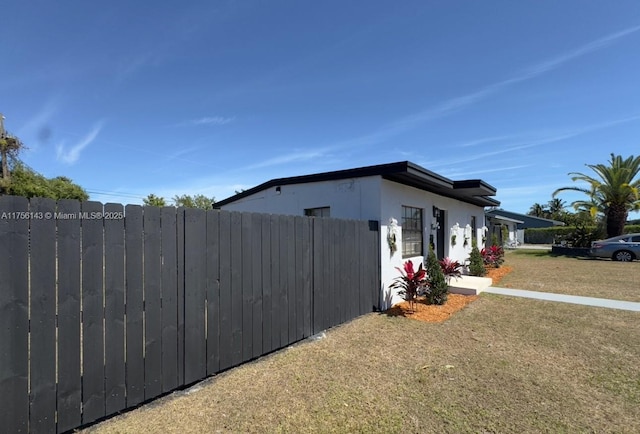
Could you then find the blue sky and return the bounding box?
[2,1,640,216]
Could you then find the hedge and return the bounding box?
[524,225,640,244]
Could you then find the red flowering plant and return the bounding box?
[481,245,505,268]
[438,257,463,285]
[390,260,426,312]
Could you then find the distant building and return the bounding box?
[485,209,565,245]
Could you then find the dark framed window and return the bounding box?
[304,207,330,218]
[402,205,423,257]
[471,216,477,242]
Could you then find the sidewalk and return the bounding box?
[484,287,640,312]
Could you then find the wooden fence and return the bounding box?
[0,196,380,433]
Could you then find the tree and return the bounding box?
[547,198,566,219]
[468,245,486,277]
[0,130,26,194]
[0,116,87,200]
[143,194,167,207]
[528,203,548,218]
[424,247,448,305]
[7,163,88,200]
[553,153,640,238]
[172,194,215,209]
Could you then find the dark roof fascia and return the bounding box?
[453,179,498,195]
[215,161,500,208]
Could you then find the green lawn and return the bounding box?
[83,254,640,434]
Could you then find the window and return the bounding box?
[304,207,330,218]
[402,206,423,257]
[471,215,477,242]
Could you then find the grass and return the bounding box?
[500,249,640,302]
[82,254,640,434]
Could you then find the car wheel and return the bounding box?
[613,250,634,262]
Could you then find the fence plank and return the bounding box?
[0,197,29,434]
[347,220,358,321]
[161,207,178,392]
[125,205,144,406]
[241,213,253,362]
[286,217,296,345]
[251,213,263,359]
[369,221,381,311]
[104,203,126,416]
[206,210,220,374]
[28,198,57,433]
[218,211,232,370]
[360,222,370,314]
[176,208,185,386]
[81,201,106,424]
[294,217,304,341]
[311,218,321,334]
[56,199,82,433]
[270,215,282,349]
[278,215,289,346]
[325,218,335,329]
[144,206,163,398]
[332,220,341,327]
[260,216,272,353]
[302,217,312,337]
[230,212,243,367]
[351,222,362,317]
[184,208,207,384]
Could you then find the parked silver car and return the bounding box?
[590,233,640,262]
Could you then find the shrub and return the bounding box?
[557,224,601,248]
[481,245,504,268]
[424,248,448,305]
[468,246,486,276]
[523,225,640,244]
[389,260,426,312]
[491,233,499,247]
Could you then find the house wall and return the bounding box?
[219,177,489,310]
[378,179,486,308]
[219,176,382,220]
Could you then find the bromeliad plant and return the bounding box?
[390,260,426,312]
[439,257,463,285]
[481,245,505,268]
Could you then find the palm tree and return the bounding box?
[553,153,640,237]
[547,198,565,215]
[527,203,547,218]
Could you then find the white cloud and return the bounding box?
[244,149,329,170]
[56,121,105,164]
[177,116,236,127]
[332,24,640,149]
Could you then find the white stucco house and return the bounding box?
[215,161,499,309]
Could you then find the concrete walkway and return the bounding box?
[485,287,640,312]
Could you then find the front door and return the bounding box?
[436,209,445,259]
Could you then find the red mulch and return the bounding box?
[385,266,513,323]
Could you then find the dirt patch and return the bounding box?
[386,266,513,323]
